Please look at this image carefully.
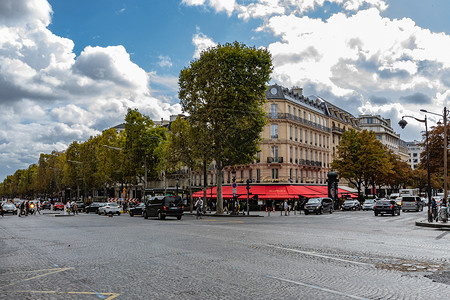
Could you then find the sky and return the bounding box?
[1,0,450,182]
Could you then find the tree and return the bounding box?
[178,41,273,214]
[165,116,202,212]
[331,129,392,200]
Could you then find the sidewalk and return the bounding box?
[184,210,303,217]
[415,220,450,228]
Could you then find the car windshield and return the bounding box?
[364,200,374,204]
[108,203,118,207]
[402,197,416,202]
[344,201,354,204]
[307,199,321,204]
[165,197,181,206]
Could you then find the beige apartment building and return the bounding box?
[201,84,360,187]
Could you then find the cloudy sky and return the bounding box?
[1,0,450,181]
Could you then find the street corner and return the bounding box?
[415,220,450,229]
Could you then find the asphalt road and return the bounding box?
[1,209,450,299]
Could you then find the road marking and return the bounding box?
[200,219,244,223]
[265,245,372,267]
[268,275,370,300]
[1,267,73,288]
[14,290,120,299]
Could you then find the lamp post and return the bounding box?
[420,108,448,208]
[176,176,179,196]
[399,115,433,222]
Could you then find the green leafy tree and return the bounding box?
[179,41,272,214]
[332,129,392,200]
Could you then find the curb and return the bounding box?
[415,220,450,228]
[185,212,263,218]
[55,214,74,217]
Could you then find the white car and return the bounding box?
[98,202,121,215]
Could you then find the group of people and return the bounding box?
[17,200,41,216]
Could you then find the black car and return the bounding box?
[373,199,401,216]
[143,196,183,220]
[304,197,333,215]
[129,203,145,217]
[85,202,105,214]
[42,201,51,209]
[341,200,361,211]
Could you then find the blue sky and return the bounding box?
[1,0,450,181]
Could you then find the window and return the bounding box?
[271,124,278,139]
[272,168,279,179]
[295,127,298,141]
[289,126,293,140]
[290,147,293,163]
[240,170,244,180]
[299,129,302,142]
[249,169,253,181]
[257,169,261,182]
[288,105,291,114]
[270,104,278,118]
[271,146,279,158]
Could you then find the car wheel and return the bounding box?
[304,211,309,215]
[86,211,89,214]
[397,210,401,216]
[392,210,395,216]
[329,208,333,214]
[374,212,378,216]
[117,212,121,216]
[129,212,134,217]
[158,212,162,220]
[177,216,182,220]
[143,211,148,219]
[402,210,405,213]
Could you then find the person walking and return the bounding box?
[283,200,289,216]
[195,198,203,219]
[65,201,71,215]
[432,198,438,221]
[25,201,30,216]
[35,201,41,215]
[19,201,25,217]
[72,201,78,215]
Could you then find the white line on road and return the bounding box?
[267,275,370,300]
[265,244,373,267]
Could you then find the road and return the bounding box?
[1,209,450,299]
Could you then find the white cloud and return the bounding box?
[158,55,173,68]
[192,32,217,58]
[0,0,181,180]
[182,0,236,15]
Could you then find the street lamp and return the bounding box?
[176,176,179,196]
[399,115,433,222]
[420,108,448,208]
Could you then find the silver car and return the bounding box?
[98,202,121,215]
[362,199,376,211]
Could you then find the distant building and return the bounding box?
[406,140,424,170]
[358,114,409,162]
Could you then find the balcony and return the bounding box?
[332,126,346,133]
[267,157,283,163]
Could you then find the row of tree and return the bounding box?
[0,42,273,215]
[331,127,448,200]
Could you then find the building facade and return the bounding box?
[406,140,424,170]
[191,84,360,187]
[358,114,409,162]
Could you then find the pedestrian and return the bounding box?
[35,201,41,215]
[72,201,78,215]
[283,200,288,216]
[65,201,71,215]
[19,201,25,217]
[432,198,438,220]
[0,202,4,217]
[25,201,29,216]
[195,198,203,219]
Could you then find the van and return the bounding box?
[143,195,183,220]
[401,196,424,212]
[304,197,333,215]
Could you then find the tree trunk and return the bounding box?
[189,168,193,213]
[216,160,224,215]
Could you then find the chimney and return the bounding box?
[292,86,303,96]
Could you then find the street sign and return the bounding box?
[232,187,237,194]
[232,183,237,188]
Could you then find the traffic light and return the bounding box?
[246,179,251,190]
[50,181,55,189]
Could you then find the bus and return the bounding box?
[399,189,419,197]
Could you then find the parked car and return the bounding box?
[98,202,121,215]
[373,199,401,216]
[129,203,145,217]
[362,199,376,211]
[2,202,17,214]
[85,202,105,214]
[341,200,361,211]
[143,195,183,220]
[53,202,65,211]
[401,196,424,212]
[304,197,333,215]
[41,201,51,209]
